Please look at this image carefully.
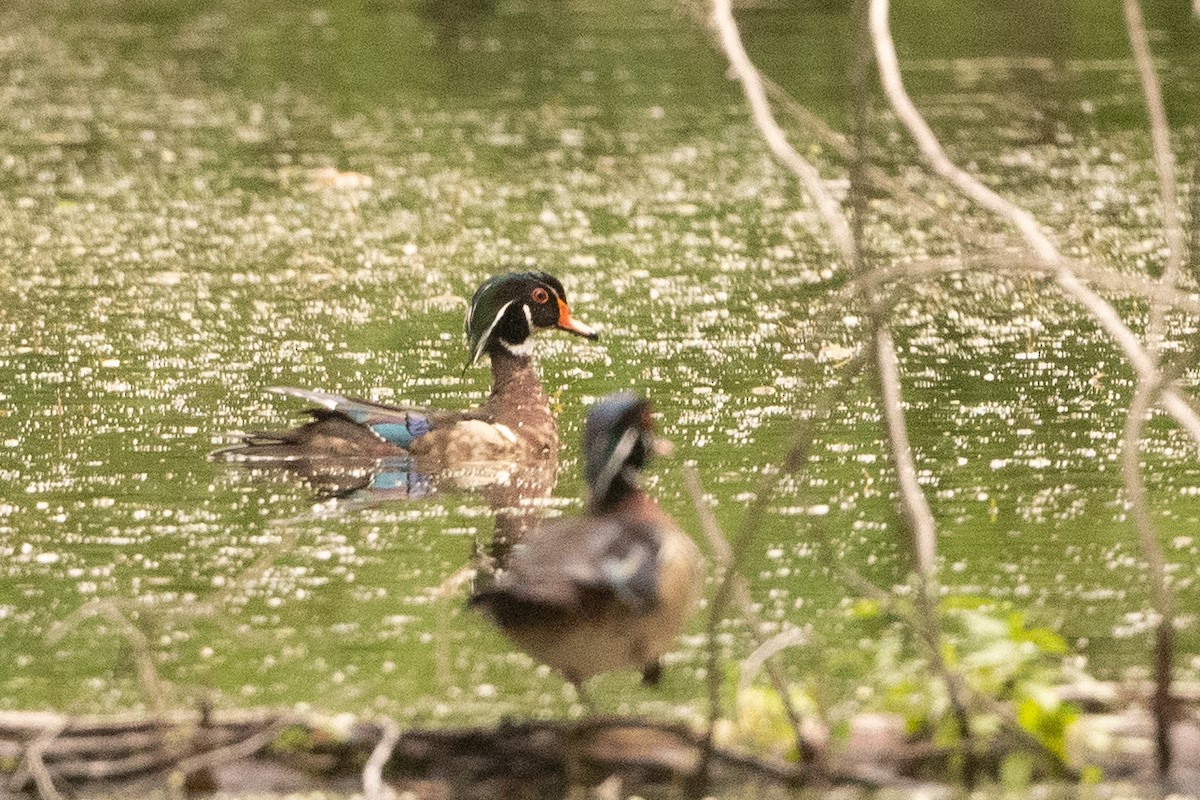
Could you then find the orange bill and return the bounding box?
[556,298,599,339]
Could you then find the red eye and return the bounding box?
[531,287,550,304]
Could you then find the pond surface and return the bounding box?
[0,0,1198,729]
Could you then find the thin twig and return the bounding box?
[869,0,1054,264]
[682,465,818,767]
[711,0,941,592]
[714,0,887,722]
[846,2,970,774]
[46,601,167,716]
[1190,157,1200,284]
[812,523,1078,777]
[1121,379,1175,781]
[693,346,869,775]
[363,718,400,800]
[811,521,896,610]
[52,747,191,782]
[868,0,1188,775]
[681,0,1035,258]
[839,253,1200,315]
[1121,0,1187,780]
[1124,0,1187,325]
[23,728,164,759]
[738,627,809,697]
[876,305,971,776]
[874,329,936,579]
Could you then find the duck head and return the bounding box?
[465,272,599,367]
[583,392,658,512]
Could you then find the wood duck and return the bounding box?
[471,393,705,691]
[212,272,599,468]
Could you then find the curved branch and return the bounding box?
[1121,379,1175,780]
[363,718,399,800]
[868,0,1057,265]
[868,0,1200,451]
[837,254,1200,315]
[710,0,858,268]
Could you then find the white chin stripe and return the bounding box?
[471,299,516,365]
[593,427,641,499]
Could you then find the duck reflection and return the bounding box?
[980,0,1071,144]
[419,0,499,54]
[220,436,560,565]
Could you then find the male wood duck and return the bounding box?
[471,393,705,691]
[212,272,598,468]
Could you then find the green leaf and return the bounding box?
[850,598,882,619]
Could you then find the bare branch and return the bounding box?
[1121,380,1175,780]
[1124,0,1187,342]
[1191,157,1200,285]
[875,329,936,577]
[710,0,962,772]
[738,627,809,697]
[9,719,68,800]
[839,254,1200,315]
[713,0,942,580]
[1120,0,1188,780]
[363,718,400,800]
[868,0,1200,451]
[170,718,290,785]
[682,465,817,765]
[46,602,168,717]
[710,0,858,268]
[868,0,1056,264]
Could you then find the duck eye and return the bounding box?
[531,287,550,304]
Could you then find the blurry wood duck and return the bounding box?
[472,393,705,691]
[212,272,599,469]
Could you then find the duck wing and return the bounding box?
[266,387,439,448]
[211,387,455,460]
[473,518,662,626]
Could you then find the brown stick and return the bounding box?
[837,253,1200,315]
[170,718,290,785]
[1190,157,1200,285]
[46,601,168,715]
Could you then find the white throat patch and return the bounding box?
[499,340,535,358]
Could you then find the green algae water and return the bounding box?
[0,0,1198,726]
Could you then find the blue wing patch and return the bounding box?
[369,415,432,448]
[270,387,434,449]
[370,461,433,498]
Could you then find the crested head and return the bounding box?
[584,392,656,510]
[464,271,599,367]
